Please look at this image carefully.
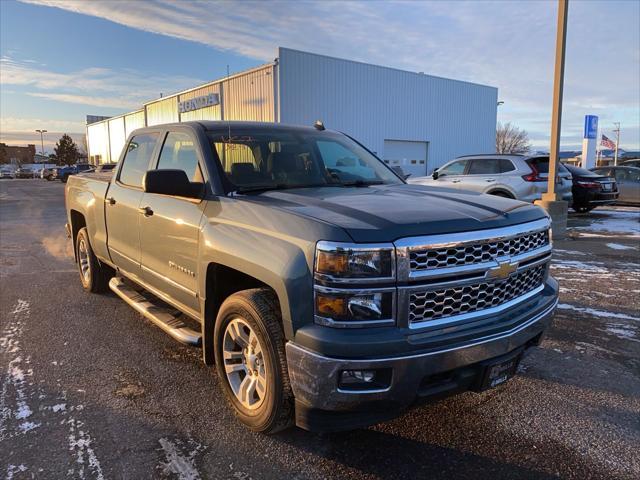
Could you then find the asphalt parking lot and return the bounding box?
[1,180,639,480]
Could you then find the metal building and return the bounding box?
[87,48,497,177]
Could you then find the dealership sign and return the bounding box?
[178,93,220,114]
[583,115,598,139]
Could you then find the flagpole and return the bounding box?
[613,122,620,166]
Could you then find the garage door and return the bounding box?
[383,140,428,178]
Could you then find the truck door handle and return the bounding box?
[485,178,495,182]
[106,196,116,205]
[452,179,461,183]
[138,206,154,217]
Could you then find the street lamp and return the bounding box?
[35,129,47,172]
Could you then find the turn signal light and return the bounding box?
[316,250,349,275]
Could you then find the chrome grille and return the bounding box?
[410,230,548,271]
[409,264,546,324]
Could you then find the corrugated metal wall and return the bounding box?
[124,110,145,138]
[145,97,179,126]
[86,121,110,164]
[179,84,222,121]
[221,66,275,122]
[108,116,126,163]
[278,48,497,174]
[87,66,275,164]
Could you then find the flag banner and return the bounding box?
[601,135,615,149]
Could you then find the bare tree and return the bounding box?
[496,122,531,154]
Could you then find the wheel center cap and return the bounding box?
[247,353,258,371]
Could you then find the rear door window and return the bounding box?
[156,131,203,182]
[468,159,501,175]
[119,133,159,187]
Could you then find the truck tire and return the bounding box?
[214,289,294,434]
[61,174,69,183]
[75,227,112,293]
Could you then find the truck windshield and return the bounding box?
[207,128,402,192]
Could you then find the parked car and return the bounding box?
[83,163,117,174]
[409,154,573,203]
[15,167,36,179]
[621,159,640,168]
[65,121,557,433]
[52,163,93,182]
[41,166,59,180]
[0,167,15,179]
[591,166,640,205]
[563,164,618,212]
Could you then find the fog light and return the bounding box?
[342,370,376,383]
[338,368,392,391]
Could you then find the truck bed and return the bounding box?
[65,173,112,262]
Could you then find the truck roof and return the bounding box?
[133,121,333,135]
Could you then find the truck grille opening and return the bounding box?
[409,264,546,324]
[409,230,549,271]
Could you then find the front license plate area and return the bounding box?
[477,349,523,391]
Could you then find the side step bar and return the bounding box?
[109,277,202,346]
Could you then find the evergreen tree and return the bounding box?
[54,134,80,166]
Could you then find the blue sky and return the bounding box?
[1,0,638,153]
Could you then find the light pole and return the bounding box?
[35,129,47,171]
[535,0,569,239]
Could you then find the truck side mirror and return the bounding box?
[143,169,203,199]
[432,170,439,180]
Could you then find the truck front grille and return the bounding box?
[408,264,546,324]
[410,230,549,271]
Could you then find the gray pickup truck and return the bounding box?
[65,121,558,433]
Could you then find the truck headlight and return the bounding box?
[315,241,395,282]
[314,288,395,327]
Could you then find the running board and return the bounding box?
[109,277,202,346]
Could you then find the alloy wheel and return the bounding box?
[222,318,267,410]
[78,238,91,283]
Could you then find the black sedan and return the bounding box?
[564,164,618,212]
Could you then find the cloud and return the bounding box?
[13,0,640,149]
[1,57,205,110]
[1,116,86,133]
[26,92,138,110]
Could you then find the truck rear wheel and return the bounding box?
[214,289,294,434]
[75,227,112,293]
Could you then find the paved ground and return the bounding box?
[1,180,639,480]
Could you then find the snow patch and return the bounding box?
[606,243,636,251]
[557,303,640,321]
[158,437,205,480]
[67,417,105,480]
[603,323,639,342]
[554,248,587,256]
[5,464,28,479]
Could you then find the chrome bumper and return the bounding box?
[286,297,557,411]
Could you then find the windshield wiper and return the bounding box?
[339,180,385,187]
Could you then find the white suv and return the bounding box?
[409,154,573,203]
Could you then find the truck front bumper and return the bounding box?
[286,294,557,431]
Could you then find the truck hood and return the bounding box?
[238,184,547,243]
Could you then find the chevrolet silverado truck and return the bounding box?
[65,121,558,433]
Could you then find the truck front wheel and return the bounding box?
[214,289,294,434]
[75,227,112,293]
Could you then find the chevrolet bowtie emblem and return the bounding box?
[486,260,519,280]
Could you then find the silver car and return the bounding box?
[592,166,640,205]
[409,154,573,203]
